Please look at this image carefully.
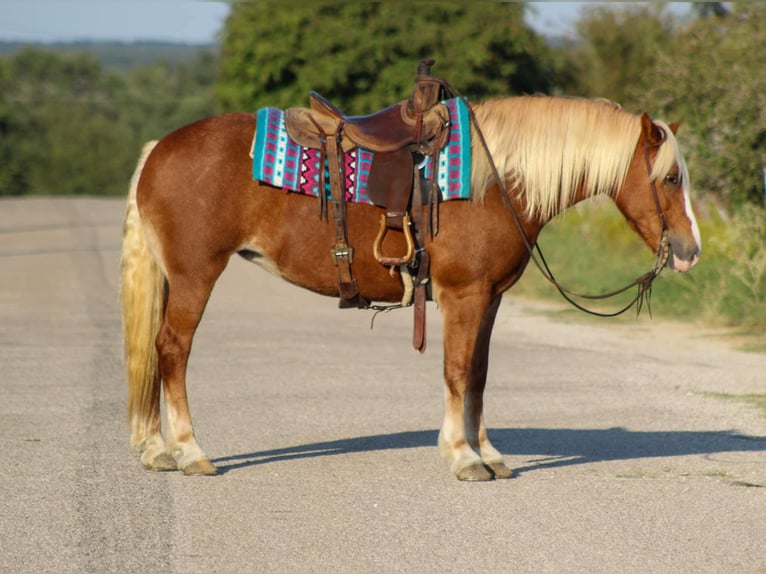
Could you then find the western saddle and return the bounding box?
[284,60,453,352]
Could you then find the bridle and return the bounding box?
[465,96,671,318]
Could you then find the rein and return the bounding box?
[370,78,671,326]
[459,90,670,318]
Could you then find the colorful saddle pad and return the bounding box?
[251,98,471,203]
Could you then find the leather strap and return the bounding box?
[326,129,368,308]
[409,164,431,353]
[462,91,669,317]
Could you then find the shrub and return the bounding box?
[515,200,766,346]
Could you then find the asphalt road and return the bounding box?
[1,197,764,574]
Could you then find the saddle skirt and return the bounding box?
[251,97,472,203]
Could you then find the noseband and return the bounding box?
[467,97,670,318]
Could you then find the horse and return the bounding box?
[120,94,701,481]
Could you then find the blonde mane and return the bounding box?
[470,95,682,221]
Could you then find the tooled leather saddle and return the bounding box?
[283,60,453,352]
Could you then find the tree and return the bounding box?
[691,2,731,19]
[0,47,218,197]
[119,51,220,144]
[566,3,766,207]
[0,48,138,196]
[642,4,766,206]
[564,4,679,106]
[216,1,556,114]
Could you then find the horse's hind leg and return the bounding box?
[438,291,512,481]
[157,264,227,475]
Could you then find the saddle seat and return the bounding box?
[285,91,449,154]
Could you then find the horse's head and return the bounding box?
[615,113,701,272]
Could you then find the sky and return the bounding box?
[0,1,231,43]
[0,2,673,44]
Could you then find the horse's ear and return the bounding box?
[640,112,665,146]
[669,121,681,135]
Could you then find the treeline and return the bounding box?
[0,46,218,196]
[562,3,766,208]
[0,41,216,70]
[1,2,764,208]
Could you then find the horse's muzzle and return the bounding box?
[670,253,698,273]
[666,231,700,273]
[668,242,700,273]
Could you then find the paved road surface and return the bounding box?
[1,198,764,574]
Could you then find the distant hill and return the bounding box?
[0,41,217,70]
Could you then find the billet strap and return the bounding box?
[409,164,430,353]
[413,279,427,353]
[326,129,369,309]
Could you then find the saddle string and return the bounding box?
[307,113,330,221]
[435,80,670,318]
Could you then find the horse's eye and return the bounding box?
[664,173,680,186]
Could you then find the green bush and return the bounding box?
[217,2,555,114]
[514,200,766,346]
[0,47,217,197]
[567,4,766,209]
[698,204,766,330]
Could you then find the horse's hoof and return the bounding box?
[181,459,219,476]
[141,451,178,472]
[455,462,494,482]
[487,462,514,479]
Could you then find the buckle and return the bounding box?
[331,244,354,265]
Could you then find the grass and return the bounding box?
[512,199,766,349]
[700,392,766,419]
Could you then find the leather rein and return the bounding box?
[460,89,670,318]
[371,80,670,329]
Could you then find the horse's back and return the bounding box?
[133,110,526,302]
[134,112,402,300]
[141,112,256,194]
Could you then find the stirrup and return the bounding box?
[373,214,415,267]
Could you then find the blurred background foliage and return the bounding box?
[2,1,763,209]
[1,1,764,339]
[216,2,555,112]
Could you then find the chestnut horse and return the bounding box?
[120,95,701,481]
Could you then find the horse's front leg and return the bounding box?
[471,295,513,480]
[438,291,512,481]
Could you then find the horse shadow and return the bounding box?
[211,427,766,476]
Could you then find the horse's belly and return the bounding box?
[237,237,405,302]
[236,239,350,299]
[237,247,283,279]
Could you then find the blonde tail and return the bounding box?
[120,141,165,451]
